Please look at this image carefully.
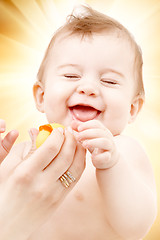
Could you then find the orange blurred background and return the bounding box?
[0,0,159,239]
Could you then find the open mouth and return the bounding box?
[69,105,101,122]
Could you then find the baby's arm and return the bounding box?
[72,120,157,240]
[0,119,19,163]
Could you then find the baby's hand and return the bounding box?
[0,119,19,163]
[72,120,119,169]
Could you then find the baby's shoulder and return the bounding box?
[114,134,150,170]
[114,135,156,193]
[114,134,147,157]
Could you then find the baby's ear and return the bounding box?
[33,81,45,113]
[128,95,144,123]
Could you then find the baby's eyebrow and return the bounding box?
[57,63,81,70]
[56,64,124,79]
[101,68,124,78]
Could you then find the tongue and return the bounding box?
[71,106,98,122]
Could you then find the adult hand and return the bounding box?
[0,127,86,240]
[0,119,19,163]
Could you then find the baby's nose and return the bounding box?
[76,83,99,97]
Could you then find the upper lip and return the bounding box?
[68,101,103,112]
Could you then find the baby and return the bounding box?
[8,5,158,240]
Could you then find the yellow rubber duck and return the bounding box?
[36,123,65,148]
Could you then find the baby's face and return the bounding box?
[38,33,138,135]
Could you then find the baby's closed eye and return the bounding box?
[64,74,81,80]
[100,78,118,85]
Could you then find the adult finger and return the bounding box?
[51,143,86,192]
[0,119,6,143]
[0,119,6,133]
[66,143,86,181]
[0,130,19,163]
[43,128,77,180]
[22,128,65,172]
[2,130,19,152]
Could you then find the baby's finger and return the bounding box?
[77,120,105,132]
[92,151,118,169]
[71,120,79,131]
[82,138,113,151]
[76,128,109,141]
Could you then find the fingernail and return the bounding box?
[72,130,78,138]
[67,126,73,134]
[82,140,88,148]
[93,148,98,155]
[0,128,5,132]
[57,127,64,134]
[77,125,83,132]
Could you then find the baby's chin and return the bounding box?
[111,128,124,137]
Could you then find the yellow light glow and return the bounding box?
[0,0,160,239]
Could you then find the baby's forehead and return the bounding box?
[48,33,135,73]
[50,29,134,53]
[47,30,135,78]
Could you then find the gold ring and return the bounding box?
[59,171,76,188]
